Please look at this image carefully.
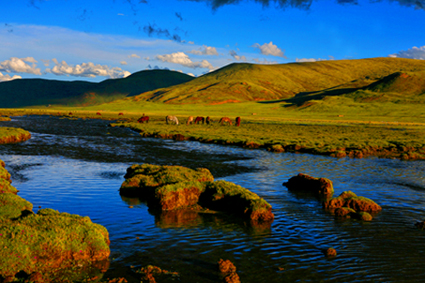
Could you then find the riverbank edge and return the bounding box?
[110,122,425,161]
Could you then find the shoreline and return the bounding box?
[110,121,425,161]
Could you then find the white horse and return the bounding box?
[166,115,179,125]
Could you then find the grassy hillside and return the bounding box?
[0,70,194,108]
[126,57,425,104]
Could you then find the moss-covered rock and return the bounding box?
[0,192,33,219]
[154,181,207,210]
[0,178,18,194]
[0,209,110,278]
[120,164,274,224]
[200,180,274,223]
[334,207,356,218]
[120,164,214,198]
[283,173,334,195]
[0,161,110,280]
[355,211,373,221]
[0,166,12,183]
[323,191,382,212]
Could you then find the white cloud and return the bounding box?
[252,42,286,58]
[0,57,41,75]
[156,52,214,69]
[0,72,22,82]
[229,50,247,61]
[41,59,50,67]
[120,61,128,65]
[46,60,131,78]
[129,54,141,58]
[389,46,425,60]
[188,45,218,56]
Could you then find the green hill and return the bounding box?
[126,57,425,105]
[0,70,194,108]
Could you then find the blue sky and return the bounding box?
[1,0,424,82]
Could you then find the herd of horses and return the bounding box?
[136,114,241,126]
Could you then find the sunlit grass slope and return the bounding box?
[126,57,425,104]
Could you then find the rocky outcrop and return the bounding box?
[120,164,274,224]
[283,173,334,195]
[323,191,382,212]
[334,207,373,221]
[218,259,240,283]
[0,159,110,281]
[324,248,337,257]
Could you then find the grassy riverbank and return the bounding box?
[2,99,425,161]
[110,117,425,160]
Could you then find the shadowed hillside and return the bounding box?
[125,57,425,105]
[0,70,194,108]
[285,70,425,108]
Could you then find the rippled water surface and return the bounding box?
[1,116,425,282]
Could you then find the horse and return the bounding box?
[235,117,241,127]
[194,116,205,124]
[186,116,194,125]
[219,117,232,126]
[166,115,179,125]
[137,114,149,123]
[206,116,211,125]
[96,112,101,116]
[68,112,73,115]
[118,112,124,116]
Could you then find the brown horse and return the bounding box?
[206,116,211,125]
[186,116,194,125]
[235,117,241,127]
[138,114,149,123]
[194,116,205,124]
[96,112,101,116]
[219,117,232,126]
[118,112,124,116]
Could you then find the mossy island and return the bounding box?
[0,127,31,144]
[0,159,111,282]
[120,164,274,224]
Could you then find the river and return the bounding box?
[1,115,425,282]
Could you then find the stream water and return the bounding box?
[1,115,425,282]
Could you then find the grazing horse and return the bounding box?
[219,117,232,126]
[68,112,73,115]
[194,116,205,124]
[166,115,179,125]
[118,112,124,116]
[186,116,194,125]
[96,112,101,116]
[206,116,211,125]
[235,117,241,127]
[138,114,149,123]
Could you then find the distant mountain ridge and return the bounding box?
[1,57,425,108]
[0,70,194,108]
[125,57,425,105]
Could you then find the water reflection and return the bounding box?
[1,116,425,282]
